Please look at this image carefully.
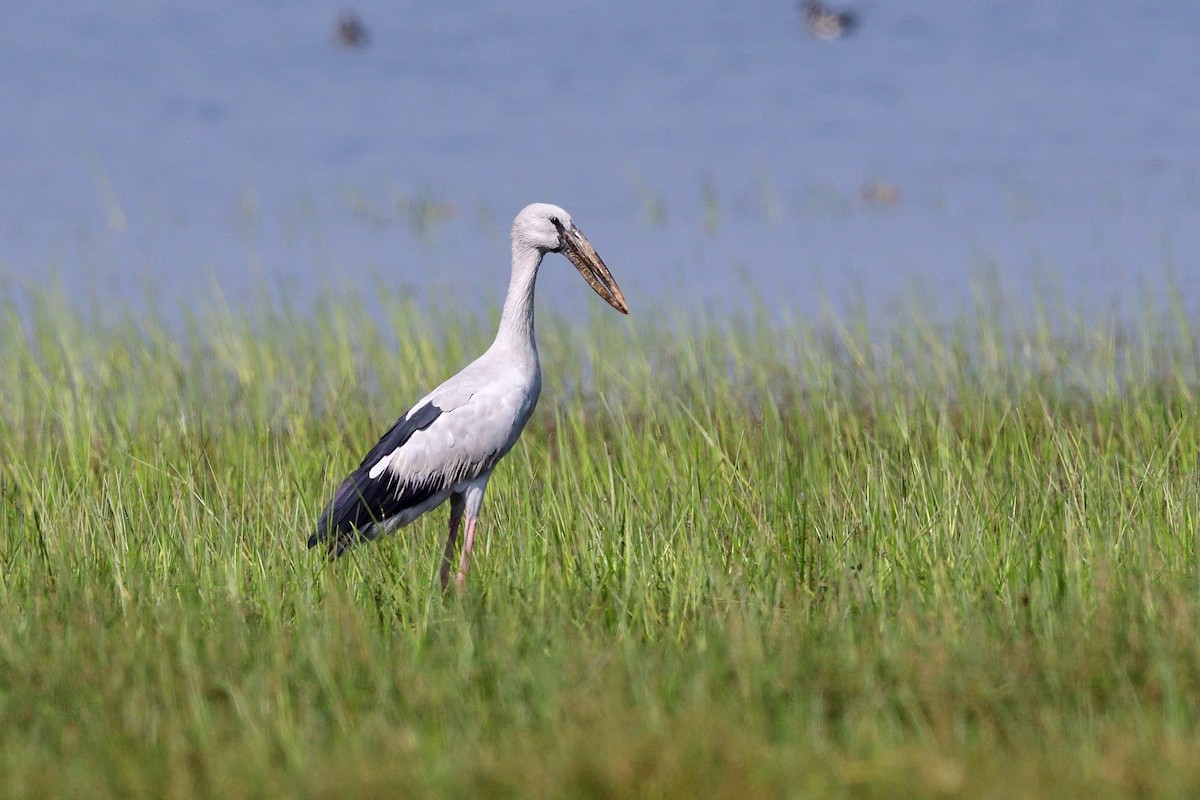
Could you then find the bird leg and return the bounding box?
[455,516,478,590]
[439,494,466,592]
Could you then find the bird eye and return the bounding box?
[549,216,561,227]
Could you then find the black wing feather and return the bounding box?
[309,401,443,556]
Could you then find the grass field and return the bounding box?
[1,282,1198,798]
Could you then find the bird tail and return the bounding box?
[307,523,377,559]
[308,474,372,558]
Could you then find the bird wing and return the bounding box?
[308,399,448,554]
[309,367,537,556]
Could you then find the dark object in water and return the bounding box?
[802,1,858,40]
[336,9,368,48]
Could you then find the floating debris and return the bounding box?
[802,1,858,41]
[335,9,368,48]
[860,179,901,207]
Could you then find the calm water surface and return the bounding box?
[2,1,1198,322]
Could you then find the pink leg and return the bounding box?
[455,516,478,590]
[439,494,465,592]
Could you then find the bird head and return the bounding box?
[512,203,629,314]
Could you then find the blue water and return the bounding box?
[2,1,1198,321]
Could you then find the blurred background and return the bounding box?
[1,0,1197,321]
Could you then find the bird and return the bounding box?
[335,9,368,48]
[308,203,629,591]
[801,1,858,40]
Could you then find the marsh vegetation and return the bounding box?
[0,282,1197,797]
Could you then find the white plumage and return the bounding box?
[309,203,628,591]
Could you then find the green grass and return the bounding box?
[1,281,1198,798]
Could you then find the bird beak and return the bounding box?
[561,224,629,314]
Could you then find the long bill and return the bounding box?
[560,224,629,314]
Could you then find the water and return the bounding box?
[2,0,1198,322]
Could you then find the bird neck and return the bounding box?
[492,243,542,360]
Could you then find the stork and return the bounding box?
[308,203,629,591]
